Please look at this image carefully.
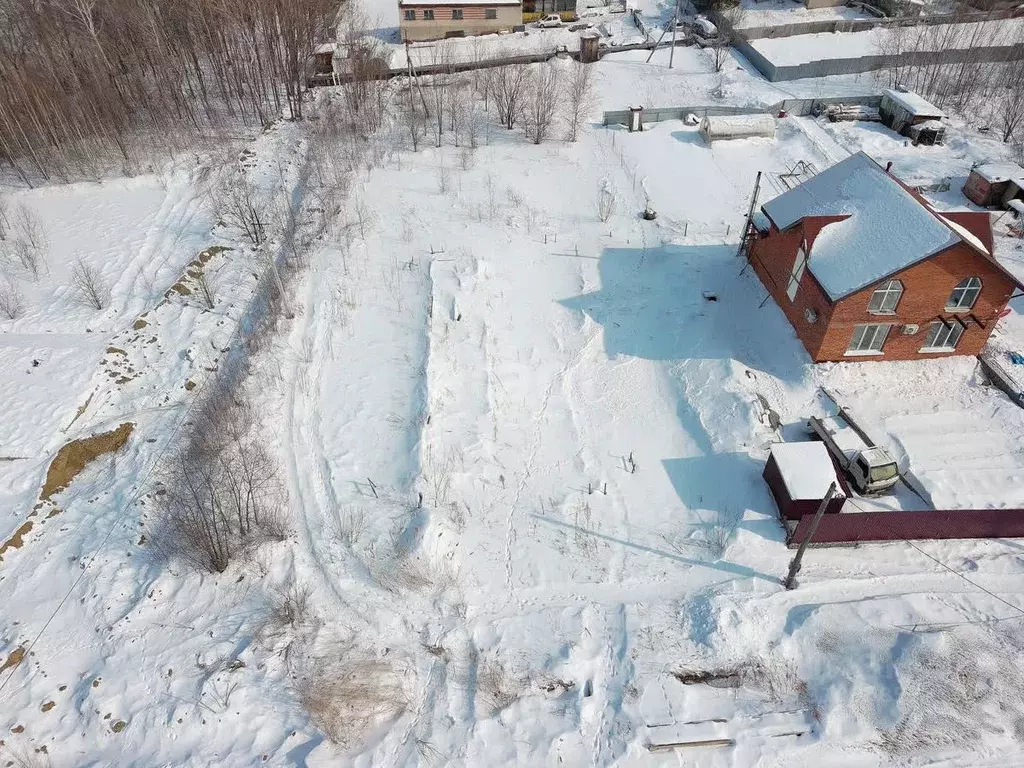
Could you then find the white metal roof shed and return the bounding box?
[974,162,1024,186]
[882,88,944,118]
[770,442,843,501]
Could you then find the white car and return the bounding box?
[537,13,563,27]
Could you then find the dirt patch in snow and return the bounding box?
[0,646,26,674]
[40,422,134,501]
[0,522,34,562]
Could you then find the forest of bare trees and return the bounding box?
[0,0,337,184]
[877,16,1024,145]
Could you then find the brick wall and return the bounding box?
[747,221,836,361]
[748,216,1016,363]
[817,244,1015,362]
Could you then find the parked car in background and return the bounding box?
[692,14,718,44]
[537,13,563,27]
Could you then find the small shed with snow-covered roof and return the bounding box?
[763,442,846,521]
[880,89,945,136]
[963,162,1024,208]
[699,114,776,144]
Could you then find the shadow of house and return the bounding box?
[558,244,812,385]
[662,453,785,546]
[558,244,811,547]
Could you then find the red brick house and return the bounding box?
[747,152,1023,363]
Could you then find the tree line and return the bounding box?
[877,14,1024,144]
[0,0,337,185]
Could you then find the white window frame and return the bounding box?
[846,323,891,355]
[404,8,416,19]
[787,244,808,303]
[920,319,965,352]
[867,279,903,314]
[946,277,982,312]
[451,7,463,18]
[423,8,434,19]
[485,7,497,17]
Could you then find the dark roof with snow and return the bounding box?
[761,152,1021,300]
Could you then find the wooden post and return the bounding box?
[784,481,837,590]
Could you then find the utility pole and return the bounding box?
[736,170,762,261]
[669,2,678,69]
[784,481,837,590]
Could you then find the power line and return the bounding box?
[0,240,290,700]
[843,495,1024,627]
[904,539,1024,620]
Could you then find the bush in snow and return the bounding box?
[295,656,410,747]
[152,398,287,572]
[0,276,24,319]
[597,183,616,223]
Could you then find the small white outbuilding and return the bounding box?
[699,114,777,143]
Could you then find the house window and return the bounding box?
[946,277,981,311]
[423,9,434,19]
[921,319,964,351]
[404,9,416,19]
[847,323,890,354]
[786,244,808,302]
[867,279,903,314]
[452,8,463,18]
[485,7,497,17]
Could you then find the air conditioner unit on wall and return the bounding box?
[902,324,919,335]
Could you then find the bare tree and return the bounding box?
[997,61,1024,143]
[0,0,336,183]
[0,198,8,240]
[70,259,111,310]
[215,175,269,246]
[709,3,743,73]
[710,34,732,73]
[0,277,24,319]
[427,42,454,147]
[11,204,48,279]
[564,61,596,142]
[525,64,561,145]
[153,398,287,573]
[491,62,532,130]
[196,271,217,309]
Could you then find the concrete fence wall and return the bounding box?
[602,94,882,125]
[736,6,1024,40]
[733,36,1024,82]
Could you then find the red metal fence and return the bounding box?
[788,508,1024,547]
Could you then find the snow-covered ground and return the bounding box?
[735,0,876,30]
[4,47,1024,768]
